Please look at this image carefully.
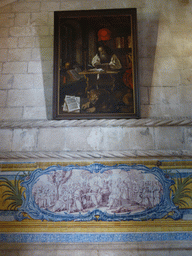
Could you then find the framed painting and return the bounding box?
[53,8,139,119]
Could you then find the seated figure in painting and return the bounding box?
[92,43,122,70]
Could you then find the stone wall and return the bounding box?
[0,0,191,120]
[0,0,192,161]
[0,0,192,254]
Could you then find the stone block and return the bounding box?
[138,57,154,72]
[149,86,178,106]
[56,250,98,256]
[155,127,184,150]
[48,12,54,26]
[152,69,180,87]
[138,44,156,58]
[138,17,159,43]
[44,88,52,107]
[33,74,44,88]
[140,104,161,118]
[156,23,172,45]
[0,49,7,62]
[0,74,14,89]
[98,250,139,256]
[184,127,192,150]
[60,0,106,10]
[31,48,41,61]
[106,0,145,8]
[35,36,53,48]
[149,86,181,117]
[183,33,192,57]
[139,69,153,87]
[28,61,42,74]
[159,102,181,117]
[14,13,30,26]
[32,26,49,36]
[0,62,2,73]
[9,27,33,37]
[18,37,35,48]
[12,129,38,151]
[149,87,162,105]
[140,104,149,118]
[8,48,32,61]
[0,129,12,151]
[180,104,192,117]
[65,127,104,151]
[23,106,47,120]
[7,89,46,107]
[161,70,181,87]
[32,48,53,61]
[1,251,19,256]
[31,12,48,26]
[3,62,27,74]
[0,13,14,27]
[155,44,176,58]
[121,127,155,150]
[98,127,123,151]
[37,128,66,151]
[156,31,185,58]
[138,27,158,58]
[178,85,192,104]
[154,56,180,72]
[43,73,53,88]
[42,60,53,73]
[13,74,34,89]
[0,37,18,49]
[41,48,53,61]
[180,69,192,86]
[182,56,192,69]
[46,105,52,119]
[0,3,12,13]
[19,250,55,256]
[49,26,54,36]
[140,86,149,104]
[0,28,8,37]
[41,2,60,11]
[168,5,192,33]
[0,90,7,107]
[12,2,40,12]
[0,107,23,120]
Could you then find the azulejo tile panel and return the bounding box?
[0,160,192,242]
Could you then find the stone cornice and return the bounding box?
[0,150,191,161]
[0,118,192,129]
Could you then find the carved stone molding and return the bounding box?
[0,150,191,161]
[0,118,192,129]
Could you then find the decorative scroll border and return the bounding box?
[16,164,181,222]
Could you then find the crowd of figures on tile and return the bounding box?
[32,169,163,214]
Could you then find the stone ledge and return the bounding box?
[0,240,192,250]
[0,118,192,129]
[0,150,191,161]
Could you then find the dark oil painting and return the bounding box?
[53,8,139,119]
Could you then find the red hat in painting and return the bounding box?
[98,28,111,41]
